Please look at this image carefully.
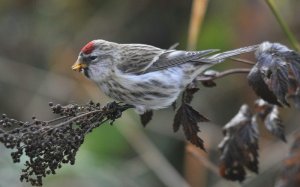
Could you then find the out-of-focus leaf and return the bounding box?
[173,103,209,150]
[248,65,281,106]
[218,105,259,182]
[275,132,300,187]
[264,106,286,142]
[140,110,153,127]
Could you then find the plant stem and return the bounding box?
[187,0,208,50]
[266,0,300,51]
[197,68,251,81]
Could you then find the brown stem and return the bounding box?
[38,110,103,136]
[197,68,251,82]
[45,116,70,124]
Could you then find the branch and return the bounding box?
[196,68,251,82]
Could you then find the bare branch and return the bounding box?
[197,68,251,82]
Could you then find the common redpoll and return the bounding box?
[72,39,258,114]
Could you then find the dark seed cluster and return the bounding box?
[0,101,132,186]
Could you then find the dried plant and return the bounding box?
[0,101,132,186]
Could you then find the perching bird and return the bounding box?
[72,39,258,114]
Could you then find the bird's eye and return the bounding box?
[89,56,97,61]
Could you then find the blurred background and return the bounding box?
[0,0,300,186]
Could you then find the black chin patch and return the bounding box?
[83,68,90,78]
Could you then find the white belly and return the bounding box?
[98,67,185,113]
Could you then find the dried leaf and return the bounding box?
[183,83,200,104]
[254,99,273,120]
[265,58,289,106]
[248,65,281,106]
[219,105,259,182]
[264,106,286,142]
[173,103,209,150]
[250,42,294,106]
[140,110,153,127]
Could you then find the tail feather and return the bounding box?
[200,45,259,63]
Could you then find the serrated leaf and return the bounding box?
[264,106,286,142]
[219,105,259,182]
[173,103,209,150]
[183,82,199,104]
[267,59,289,106]
[250,42,294,106]
[140,110,153,127]
[248,65,281,106]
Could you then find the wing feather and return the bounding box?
[116,43,218,74]
[144,49,219,73]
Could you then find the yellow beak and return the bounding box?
[72,59,87,72]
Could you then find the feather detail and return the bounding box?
[144,49,219,73]
[116,43,218,74]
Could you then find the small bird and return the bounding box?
[72,39,258,114]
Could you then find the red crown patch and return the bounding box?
[81,41,95,54]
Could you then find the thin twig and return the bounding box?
[197,68,251,81]
[45,116,70,124]
[45,110,101,130]
[230,57,256,65]
[265,0,300,51]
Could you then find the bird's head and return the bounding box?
[72,39,117,80]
